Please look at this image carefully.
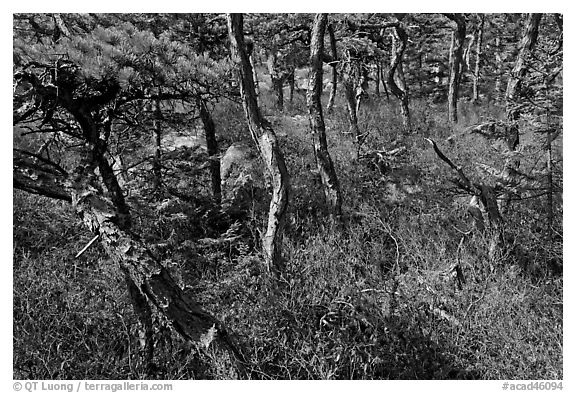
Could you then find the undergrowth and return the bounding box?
[13,94,562,380]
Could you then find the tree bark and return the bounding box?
[472,15,484,102]
[326,23,338,113]
[445,13,466,123]
[502,13,542,212]
[307,14,343,221]
[387,25,411,132]
[287,70,295,103]
[374,62,381,96]
[197,96,222,203]
[494,36,503,101]
[267,52,286,111]
[227,13,290,273]
[152,97,163,193]
[380,60,390,101]
[342,61,360,142]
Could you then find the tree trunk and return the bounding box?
[326,23,338,113]
[387,25,411,133]
[152,98,163,193]
[494,36,503,101]
[343,72,360,143]
[267,52,285,111]
[445,13,466,123]
[355,66,369,114]
[197,96,221,203]
[380,61,390,101]
[546,126,554,241]
[374,62,381,96]
[502,13,542,212]
[227,13,290,273]
[307,13,343,221]
[287,70,295,103]
[472,15,484,102]
[250,56,260,98]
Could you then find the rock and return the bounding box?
[220,143,266,214]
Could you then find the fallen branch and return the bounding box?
[75,234,100,258]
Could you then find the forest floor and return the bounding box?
[13,77,563,379]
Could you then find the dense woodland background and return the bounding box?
[13,13,562,380]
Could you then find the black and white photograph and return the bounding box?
[12,11,563,383]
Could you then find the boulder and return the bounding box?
[220,142,266,214]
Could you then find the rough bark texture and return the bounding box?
[494,36,503,100]
[152,98,163,193]
[197,96,222,203]
[380,61,390,101]
[307,14,343,220]
[342,65,360,141]
[267,52,287,112]
[287,70,295,103]
[505,13,542,150]
[227,13,290,272]
[445,14,466,123]
[387,25,411,132]
[326,23,338,113]
[502,13,542,212]
[472,15,484,102]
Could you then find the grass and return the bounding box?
[13,90,562,379]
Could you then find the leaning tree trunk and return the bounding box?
[387,25,411,133]
[307,13,343,221]
[13,153,245,368]
[197,96,222,203]
[227,13,290,273]
[445,13,466,124]
[326,23,338,113]
[502,13,542,212]
[380,60,390,101]
[472,15,485,102]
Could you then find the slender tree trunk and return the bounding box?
[546,126,554,240]
[343,73,360,142]
[307,13,343,221]
[267,52,285,111]
[249,57,260,99]
[502,13,542,212]
[445,13,466,123]
[197,96,221,203]
[227,13,290,273]
[355,66,369,114]
[288,70,295,103]
[326,23,338,113]
[417,52,424,93]
[380,61,390,101]
[472,15,484,102]
[152,98,162,193]
[494,36,503,101]
[387,25,411,132]
[375,62,381,96]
